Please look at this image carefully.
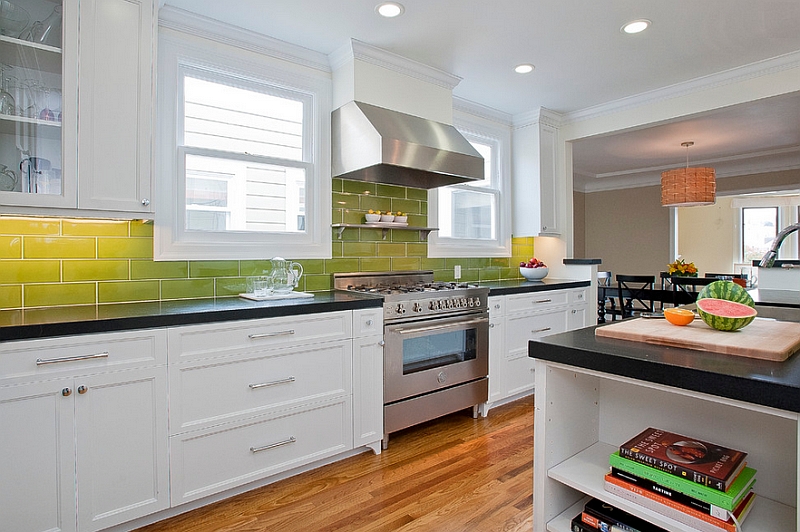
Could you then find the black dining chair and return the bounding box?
[616,274,656,319]
[597,271,620,323]
[669,276,719,306]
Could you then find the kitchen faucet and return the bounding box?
[759,222,800,268]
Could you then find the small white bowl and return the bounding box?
[520,266,548,280]
[394,215,408,224]
[380,214,395,222]
[365,213,380,223]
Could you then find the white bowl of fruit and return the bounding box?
[519,258,548,280]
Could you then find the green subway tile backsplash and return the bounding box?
[0,180,532,309]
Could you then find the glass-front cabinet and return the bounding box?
[0,0,76,208]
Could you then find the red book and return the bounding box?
[619,428,747,491]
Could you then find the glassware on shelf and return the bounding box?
[20,156,50,193]
[0,163,17,191]
[0,64,15,116]
[0,1,30,37]
[22,5,62,47]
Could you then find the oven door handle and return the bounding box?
[395,316,489,335]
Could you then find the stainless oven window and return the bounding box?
[402,329,477,374]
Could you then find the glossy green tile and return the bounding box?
[130,220,154,237]
[331,241,342,258]
[304,274,332,291]
[332,192,359,210]
[189,261,240,278]
[63,260,129,282]
[433,269,452,282]
[376,184,406,199]
[459,269,480,282]
[331,208,344,224]
[391,229,421,243]
[25,236,96,259]
[98,280,159,303]
[296,259,325,274]
[446,259,468,269]
[343,209,365,224]
[0,285,22,309]
[97,237,152,259]
[0,236,21,258]
[406,187,428,200]
[392,257,420,271]
[324,258,360,273]
[468,258,491,269]
[342,180,376,196]
[162,278,214,300]
[421,258,446,270]
[331,178,344,193]
[478,268,501,281]
[391,199,420,215]
[490,257,511,268]
[407,215,427,227]
[62,219,129,237]
[240,260,272,276]
[0,217,60,235]
[25,283,96,307]
[342,241,377,257]
[338,226,361,241]
[131,260,188,280]
[358,228,385,242]
[0,260,60,282]
[419,202,428,215]
[406,243,427,257]
[360,196,392,213]
[377,243,405,257]
[359,258,391,272]
[216,277,247,297]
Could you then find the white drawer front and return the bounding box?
[505,309,567,353]
[170,399,352,505]
[0,330,167,383]
[352,308,383,338]
[504,350,535,397]
[488,296,504,317]
[570,288,588,304]
[170,341,352,434]
[506,291,568,313]
[168,311,352,363]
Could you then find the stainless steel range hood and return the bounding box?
[331,101,484,189]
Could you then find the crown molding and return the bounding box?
[453,97,512,126]
[158,6,331,73]
[513,107,563,129]
[562,50,800,126]
[328,39,462,90]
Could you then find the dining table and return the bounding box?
[597,286,698,323]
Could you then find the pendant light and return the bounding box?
[661,141,716,207]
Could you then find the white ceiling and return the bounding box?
[162,0,800,191]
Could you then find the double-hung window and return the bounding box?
[427,111,511,258]
[155,28,331,260]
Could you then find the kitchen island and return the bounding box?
[529,323,800,532]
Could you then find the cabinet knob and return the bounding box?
[489,323,495,329]
[77,385,88,394]
[378,340,385,346]
[62,387,72,397]
[366,319,373,326]
[141,198,150,206]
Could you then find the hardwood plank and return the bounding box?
[136,396,533,532]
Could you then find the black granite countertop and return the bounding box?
[0,291,384,343]
[528,324,800,414]
[480,277,591,296]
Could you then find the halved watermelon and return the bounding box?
[697,280,755,308]
[696,298,757,331]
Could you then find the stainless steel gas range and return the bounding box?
[334,271,489,448]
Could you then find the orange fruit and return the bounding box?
[664,307,695,326]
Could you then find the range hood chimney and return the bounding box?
[331,101,484,189]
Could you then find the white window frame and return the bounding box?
[732,194,800,262]
[427,110,511,258]
[154,28,331,260]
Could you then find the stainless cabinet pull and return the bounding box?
[396,317,488,335]
[532,299,552,304]
[249,376,295,389]
[62,387,72,397]
[77,386,88,394]
[37,352,109,366]
[250,436,296,453]
[532,327,552,333]
[248,330,295,339]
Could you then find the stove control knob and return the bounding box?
[437,371,447,384]
[461,298,468,307]
[396,303,406,314]
[429,300,438,310]
[441,298,449,309]
[413,302,423,312]
[475,299,481,307]
[447,299,454,308]
[468,298,475,307]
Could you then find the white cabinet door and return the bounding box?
[0,378,76,532]
[352,334,383,452]
[486,296,505,405]
[77,0,155,212]
[75,366,169,531]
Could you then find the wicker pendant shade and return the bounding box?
[661,142,716,207]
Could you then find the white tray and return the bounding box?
[239,291,315,301]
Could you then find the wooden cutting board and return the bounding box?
[595,317,800,361]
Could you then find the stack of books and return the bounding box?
[605,427,756,532]
[570,497,668,531]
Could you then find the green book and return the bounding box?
[609,451,756,511]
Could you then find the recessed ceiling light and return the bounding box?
[376,2,404,18]
[514,64,535,74]
[621,19,651,34]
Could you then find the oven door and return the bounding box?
[383,310,489,404]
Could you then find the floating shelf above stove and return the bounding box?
[331,223,439,241]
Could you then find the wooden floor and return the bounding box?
[136,396,534,532]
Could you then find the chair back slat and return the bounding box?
[616,274,656,318]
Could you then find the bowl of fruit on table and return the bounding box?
[520,258,548,280]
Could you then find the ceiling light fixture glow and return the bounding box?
[514,64,535,74]
[376,2,404,18]
[622,19,651,34]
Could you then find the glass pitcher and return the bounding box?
[269,257,303,294]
